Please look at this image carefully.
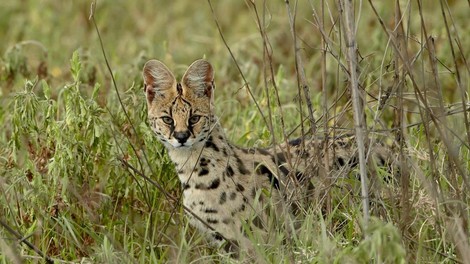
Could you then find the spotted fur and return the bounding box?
[143,59,394,256]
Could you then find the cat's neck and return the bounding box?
[165,120,231,176]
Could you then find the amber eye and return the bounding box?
[189,115,201,125]
[161,116,174,125]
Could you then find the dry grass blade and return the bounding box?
[417,1,470,261]
[247,1,290,183]
[89,1,151,203]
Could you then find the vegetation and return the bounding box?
[0,0,469,263]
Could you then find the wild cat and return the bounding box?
[142,59,392,256]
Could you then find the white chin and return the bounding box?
[170,142,191,148]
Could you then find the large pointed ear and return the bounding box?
[181,59,214,98]
[143,60,176,103]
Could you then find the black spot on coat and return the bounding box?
[207,218,219,224]
[289,138,302,146]
[199,158,210,166]
[219,192,227,205]
[213,233,223,241]
[251,188,256,198]
[205,137,220,152]
[226,166,234,177]
[256,148,270,155]
[337,157,345,166]
[208,178,221,189]
[204,208,218,213]
[235,154,250,175]
[198,168,210,176]
[194,178,220,190]
[229,192,237,200]
[256,164,280,190]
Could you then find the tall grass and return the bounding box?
[0,0,469,263]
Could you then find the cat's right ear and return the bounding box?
[143,60,176,103]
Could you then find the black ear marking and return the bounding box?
[205,81,215,97]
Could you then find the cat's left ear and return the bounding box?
[181,59,214,98]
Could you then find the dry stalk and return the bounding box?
[338,0,370,225]
[392,0,412,242]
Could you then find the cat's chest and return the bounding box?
[169,143,230,177]
[177,161,248,234]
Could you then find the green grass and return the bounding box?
[1,0,469,263]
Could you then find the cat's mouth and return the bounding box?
[172,142,192,148]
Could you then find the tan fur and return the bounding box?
[142,59,393,256]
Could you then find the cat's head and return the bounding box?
[143,59,215,148]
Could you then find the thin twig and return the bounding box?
[392,0,412,244]
[320,0,331,215]
[0,219,54,264]
[207,0,268,128]
[88,1,151,207]
[368,0,470,261]
[247,0,289,191]
[285,0,317,137]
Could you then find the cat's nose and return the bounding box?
[174,131,190,144]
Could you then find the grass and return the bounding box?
[0,0,469,263]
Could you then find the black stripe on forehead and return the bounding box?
[168,96,192,136]
[180,96,192,107]
[170,97,192,114]
[170,96,192,110]
[168,97,178,118]
[176,83,183,95]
